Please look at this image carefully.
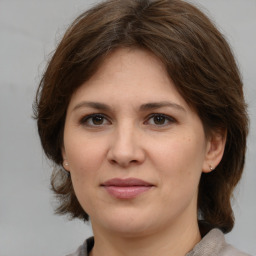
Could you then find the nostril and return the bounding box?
[110,159,117,165]
[109,158,139,167]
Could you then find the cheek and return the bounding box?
[150,134,205,188]
[65,134,105,168]
[65,139,106,213]
[64,137,107,189]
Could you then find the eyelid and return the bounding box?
[144,113,176,126]
[78,112,176,127]
[79,113,111,126]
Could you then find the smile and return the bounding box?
[101,178,154,199]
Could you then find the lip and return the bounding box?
[101,178,154,199]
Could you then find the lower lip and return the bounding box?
[103,186,152,199]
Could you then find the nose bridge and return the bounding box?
[108,120,144,166]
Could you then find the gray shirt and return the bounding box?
[67,228,251,256]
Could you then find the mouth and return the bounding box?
[101,178,154,199]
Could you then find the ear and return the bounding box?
[62,147,70,171]
[203,129,227,173]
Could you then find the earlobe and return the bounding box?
[62,148,70,171]
[62,159,70,172]
[203,129,226,173]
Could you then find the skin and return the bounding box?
[62,48,226,256]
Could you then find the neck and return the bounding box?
[90,218,201,256]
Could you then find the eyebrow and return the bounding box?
[73,101,111,112]
[72,101,186,112]
[139,101,186,112]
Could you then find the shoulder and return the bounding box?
[66,237,94,256]
[187,228,252,256]
[65,243,87,256]
[220,243,252,256]
[67,231,252,256]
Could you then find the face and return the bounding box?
[63,48,214,237]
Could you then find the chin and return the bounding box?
[91,207,162,237]
[106,222,153,238]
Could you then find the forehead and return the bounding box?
[91,47,169,85]
[68,48,188,109]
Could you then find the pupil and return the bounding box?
[154,115,165,125]
[93,116,103,125]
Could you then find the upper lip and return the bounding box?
[101,178,153,187]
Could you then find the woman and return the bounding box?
[34,0,250,255]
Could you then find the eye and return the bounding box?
[80,114,110,127]
[145,114,176,126]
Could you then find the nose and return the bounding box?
[107,124,146,168]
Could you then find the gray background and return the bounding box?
[0,0,255,255]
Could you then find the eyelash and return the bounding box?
[79,113,176,127]
[145,113,176,127]
[80,114,111,127]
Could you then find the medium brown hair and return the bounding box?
[34,0,248,233]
